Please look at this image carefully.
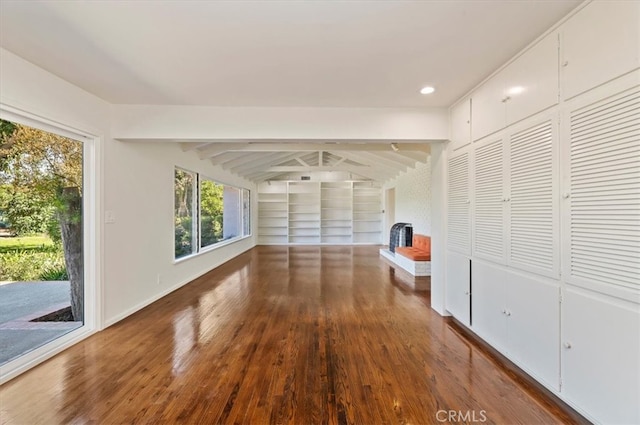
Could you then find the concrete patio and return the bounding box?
[0,281,82,365]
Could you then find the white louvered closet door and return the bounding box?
[567,86,640,299]
[448,151,471,254]
[508,116,559,278]
[474,138,506,263]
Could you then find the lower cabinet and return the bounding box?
[445,251,471,326]
[562,288,640,424]
[472,261,560,391]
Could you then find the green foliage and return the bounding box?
[39,264,69,281]
[2,188,54,236]
[174,216,194,259]
[200,179,224,247]
[0,247,66,281]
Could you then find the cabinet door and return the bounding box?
[471,261,508,353]
[471,72,507,142]
[506,272,560,391]
[565,85,640,299]
[445,251,471,326]
[508,114,559,278]
[505,32,559,125]
[450,97,471,150]
[561,1,640,100]
[447,151,471,254]
[562,288,640,424]
[473,136,506,263]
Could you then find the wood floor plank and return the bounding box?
[0,246,583,424]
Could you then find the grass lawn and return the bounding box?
[0,234,54,254]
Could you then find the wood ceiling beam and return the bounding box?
[208,151,250,166]
[194,142,429,153]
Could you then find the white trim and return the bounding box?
[0,106,103,382]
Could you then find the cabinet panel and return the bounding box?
[567,85,640,298]
[445,251,471,326]
[447,151,471,254]
[471,261,508,353]
[509,116,558,278]
[506,272,560,391]
[450,97,471,150]
[505,33,559,125]
[562,288,640,424]
[473,137,506,262]
[471,72,506,142]
[561,1,640,100]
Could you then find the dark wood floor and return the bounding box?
[1,246,580,424]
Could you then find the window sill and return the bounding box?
[173,234,253,264]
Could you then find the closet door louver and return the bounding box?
[569,87,640,296]
[474,139,505,262]
[509,119,558,277]
[448,152,471,254]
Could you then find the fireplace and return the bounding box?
[389,223,413,253]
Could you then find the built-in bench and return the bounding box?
[379,234,431,286]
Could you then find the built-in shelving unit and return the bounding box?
[320,182,352,244]
[288,181,321,244]
[257,181,288,245]
[257,180,382,245]
[352,181,383,244]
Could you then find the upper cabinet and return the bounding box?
[470,71,506,142]
[450,97,471,150]
[561,1,640,100]
[504,34,559,125]
[471,32,559,142]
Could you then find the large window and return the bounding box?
[0,118,85,367]
[174,168,250,260]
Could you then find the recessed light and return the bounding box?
[420,86,435,95]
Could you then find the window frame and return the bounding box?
[174,167,251,263]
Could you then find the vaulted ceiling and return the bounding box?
[0,0,581,182]
[180,141,430,182]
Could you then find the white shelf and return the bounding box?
[258,180,382,245]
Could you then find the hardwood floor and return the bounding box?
[1,246,582,424]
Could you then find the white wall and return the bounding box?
[0,48,257,330]
[111,104,449,141]
[103,141,256,325]
[384,161,431,235]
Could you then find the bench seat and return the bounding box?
[394,247,430,261]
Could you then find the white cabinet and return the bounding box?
[471,32,559,141]
[470,112,559,276]
[562,288,640,424]
[473,135,507,264]
[472,261,560,391]
[445,251,471,327]
[446,3,639,423]
[450,97,471,150]
[562,84,640,301]
[561,1,640,100]
[447,150,471,254]
[471,71,506,142]
[504,33,559,125]
[472,261,508,353]
[507,114,559,279]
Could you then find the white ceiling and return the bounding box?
[0,0,580,108]
[0,0,581,182]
